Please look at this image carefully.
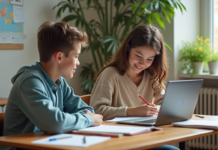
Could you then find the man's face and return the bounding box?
[59,43,81,79]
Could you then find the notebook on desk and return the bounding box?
[117,79,204,126]
[72,125,162,136]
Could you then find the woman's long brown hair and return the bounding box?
[95,24,168,91]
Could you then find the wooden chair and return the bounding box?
[80,95,91,105]
[0,112,5,136]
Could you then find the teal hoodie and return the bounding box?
[2,61,94,150]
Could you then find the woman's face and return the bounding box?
[127,45,156,75]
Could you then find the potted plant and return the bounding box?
[208,50,218,74]
[180,36,211,76]
[53,0,186,94]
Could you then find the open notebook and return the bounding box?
[172,120,218,130]
[73,124,162,136]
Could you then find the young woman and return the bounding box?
[90,24,167,120]
[90,24,179,150]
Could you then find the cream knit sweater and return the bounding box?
[90,67,164,120]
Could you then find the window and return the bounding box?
[215,0,218,50]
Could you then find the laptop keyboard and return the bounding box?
[134,119,156,123]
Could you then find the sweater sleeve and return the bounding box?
[19,77,93,134]
[90,68,127,120]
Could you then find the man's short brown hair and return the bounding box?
[37,21,88,62]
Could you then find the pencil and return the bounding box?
[72,131,123,137]
[195,114,204,118]
[138,94,159,113]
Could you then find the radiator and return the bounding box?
[186,87,218,150]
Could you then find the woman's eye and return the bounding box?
[148,59,153,61]
[136,55,141,58]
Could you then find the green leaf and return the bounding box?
[62,15,78,22]
[144,8,151,15]
[87,0,91,8]
[101,38,112,45]
[178,3,183,13]
[155,2,159,10]
[179,2,187,11]
[76,19,80,26]
[162,8,170,23]
[107,42,115,52]
[131,4,138,12]
[153,13,165,29]
[168,0,174,7]
[164,43,172,51]
[149,15,153,25]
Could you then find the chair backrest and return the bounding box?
[80,95,91,105]
[0,112,5,136]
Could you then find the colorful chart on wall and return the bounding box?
[0,3,23,32]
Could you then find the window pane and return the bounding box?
[215,0,218,51]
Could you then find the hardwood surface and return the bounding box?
[0,115,217,150]
[0,98,7,106]
[0,44,23,50]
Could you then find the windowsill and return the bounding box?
[178,73,218,79]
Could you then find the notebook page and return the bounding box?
[106,115,158,122]
[78,125,152,135]
[32,134,110,147]
[172,120,218,130]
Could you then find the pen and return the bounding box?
[138,94,159,113]
[83,136,86,144]
[72,131,123,137]
[49,135,72,141]
[195,114,204,118]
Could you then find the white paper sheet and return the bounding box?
[10,0,23,5]
[13,5,25,23]
[172,120,218,130]
[32,134,110,147]
[0,33,12,43]
[106,115,158,122]
[78,124,153,135]
[12,34,25,43]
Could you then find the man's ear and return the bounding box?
[54,51,62,63]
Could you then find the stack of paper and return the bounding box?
[32,134,110,147]
[76,124,161,135]
[106,116,158,122]
[172,120,218,130]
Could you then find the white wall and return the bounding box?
[0,0,93,97]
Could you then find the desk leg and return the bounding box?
[179,141,185,150]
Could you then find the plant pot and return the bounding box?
[192,62,204,74]
[208,62,218,74]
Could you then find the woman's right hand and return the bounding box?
[126,104,158,117]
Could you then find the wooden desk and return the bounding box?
[0,98,7,107]
[0,115,218,150]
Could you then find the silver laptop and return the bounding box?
[117,79,204,126]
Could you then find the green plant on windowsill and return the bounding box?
[179,36,211,77]
[208,50,218,62]
[208,50,218,74]
[53,0,186,94]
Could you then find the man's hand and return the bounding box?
[85,109,103,126]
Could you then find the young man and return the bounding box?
[2,22,103,150]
